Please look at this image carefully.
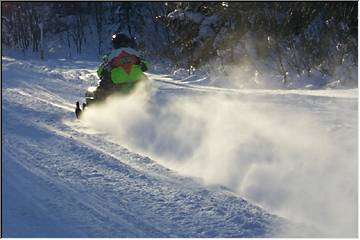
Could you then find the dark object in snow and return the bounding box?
[75,101,88,119]
[75,101,82,119]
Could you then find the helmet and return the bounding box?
[111,32,136,49]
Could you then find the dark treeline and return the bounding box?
[2,2,169,56]
[2,2,357,85]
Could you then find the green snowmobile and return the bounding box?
[75,32,149,119]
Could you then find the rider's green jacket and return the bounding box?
[97,47,149,84]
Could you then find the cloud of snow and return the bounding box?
[82,82,357,237]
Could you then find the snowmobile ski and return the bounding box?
[75,101,86,119]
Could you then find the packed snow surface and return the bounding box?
[2,56,357,237]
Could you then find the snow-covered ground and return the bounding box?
[2,56,357,237]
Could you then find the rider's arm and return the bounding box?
[139,60,149,72]
[97,54,110,79]
[97,63,105,79]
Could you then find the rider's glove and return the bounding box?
[139,61,148,72]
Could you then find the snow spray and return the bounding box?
[81,79,357,237]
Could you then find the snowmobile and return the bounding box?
[75,76,149,119]
[75,86,99,119]
[75,32,149,119]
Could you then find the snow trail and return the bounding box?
[2,57,288,237]
[3,56,356,237]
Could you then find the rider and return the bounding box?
[96,32,148,99]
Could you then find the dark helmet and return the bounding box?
[111,32,137,49]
